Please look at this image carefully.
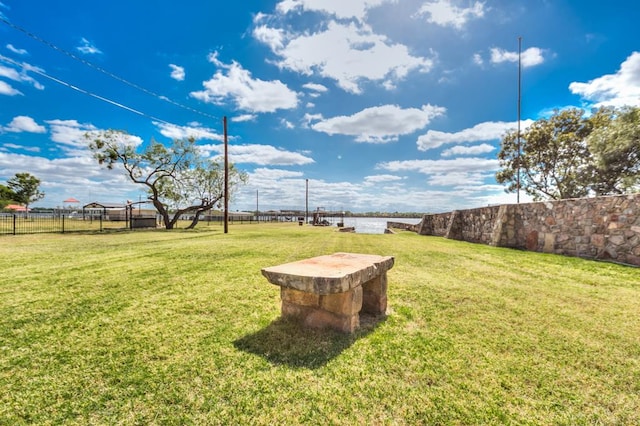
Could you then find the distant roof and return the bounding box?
[64,197,80,203]
[5,204,28,212]
[83,202,127,209]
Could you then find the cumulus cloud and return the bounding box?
[2,115,46,133]
[76,38,102,55]
[379,157,499,175]
[254,20,433,94]
[363,174,404,184]
[0,57,45,90]
[378,157,500,189]
[0,80,21,96]
[303,82,329,95]
[489,47,545,68]
[190,55,298,113]
[169,64,185,81]
[311,104,446,143]
[441,143,495,157]
[203,143,315,166]
[231,114,257,122]
[46,120,142,153]
[153,122,223,141]
[569,51,640,108]
[417,120,533,151]
[415,0,485,29]
[275,0,393,21]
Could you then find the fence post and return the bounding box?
[13,214,16,235]
[100,214,103,232]
[62,214,65,234]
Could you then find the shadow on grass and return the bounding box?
[234,313,386,369]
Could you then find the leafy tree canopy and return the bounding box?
[6,173,45,212]
[88,130,248,229]
[497,106,640,200]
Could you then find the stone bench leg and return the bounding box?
[361,272,388,315]
[280,287,362,333]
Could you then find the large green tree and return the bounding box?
[88,130,247,229]
[0,184,17,209]
[497,106,640,200]
[6,173,45,214]
[586,106,640,195]
[497,108,593,201]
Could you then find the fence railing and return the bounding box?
[0,213,134,235]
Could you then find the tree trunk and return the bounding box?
[186,212,202,229]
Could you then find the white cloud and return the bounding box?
[169,64,185,81]
[363,174,404,184]
[415,0,485,29]
[490,47,545,68]
[303,82,329,93]
[281,118,295,129]
[311,104,446,143]
[417,120,533,151]
[0,57,45,90]
[190,57,299,113]
[203,143,315,166]
[378,157,499,177]
[255,20,433,94]
[0,151,141,206]
[0,80,22,96]
[378,157,501,194]
[231,114,257,122]
[441,143,495,157]
[427,171,489,186]
[153,122,223,141]
[275,0,393,21]
[6,44,28,55]
[76,38,102,55]
[569,51,640,108]
[2,116,46,133]
[2,143,40,153]
[253,25,286,51]
[46,120,142,153]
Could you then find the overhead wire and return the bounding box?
[0,16,219,121]
[0,55,221,141]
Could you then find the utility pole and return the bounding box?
[256,189,259,223]
[223,116,229,233]
[517,36,522,204]
[305,179,309,225]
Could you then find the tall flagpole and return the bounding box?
[517,36,522,204]
[223,116,229,234]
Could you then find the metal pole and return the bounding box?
[517,36,522,204]
[305,178,309,225]
[256,189,259,223]
[223,116,229,234]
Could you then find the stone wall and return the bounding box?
[412,194,640,266]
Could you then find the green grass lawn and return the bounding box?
[1,224,638,425]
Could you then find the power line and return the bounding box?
[0,54,218,138]
[0,16,219,121]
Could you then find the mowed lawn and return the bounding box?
[1,224,638,425]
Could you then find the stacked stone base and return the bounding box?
[280,274,388,333]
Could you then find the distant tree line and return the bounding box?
[497,106,640,201]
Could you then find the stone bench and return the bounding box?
[261,252,395,333]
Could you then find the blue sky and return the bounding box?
[1,0,639,213]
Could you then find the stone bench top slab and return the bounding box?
[261,252,394,295]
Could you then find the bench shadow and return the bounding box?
[234,313,386,369]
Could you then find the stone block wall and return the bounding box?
[414,194,640,266]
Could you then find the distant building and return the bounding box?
[4,204,28,212]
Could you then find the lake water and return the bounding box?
[332,217,422,234]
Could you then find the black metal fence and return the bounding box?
[0,213,152,235]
